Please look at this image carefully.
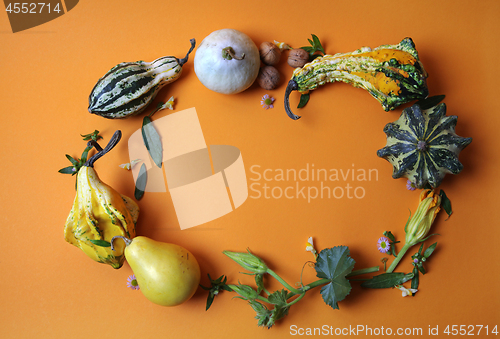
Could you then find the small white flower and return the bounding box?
[305,237,318,259]
[274,40,292,51]
[397,285,418,297]
[305,237,315,252]
[119,159,141,170]
[164,96,175,110]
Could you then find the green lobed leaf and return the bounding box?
[255,274,265,294]
[267,289,291,307]
[134,163,147,200]
[89,239,111,247]
[361,272,414,289]
[141,116,163,169]
[314,246,355,310]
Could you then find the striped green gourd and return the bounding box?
[377,98,472,188]
[284,37,429,120]
[88,39,195,119]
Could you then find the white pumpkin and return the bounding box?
[194,29,260,94]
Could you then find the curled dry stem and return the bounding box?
[84,130,122,168]
[110,235,132,251]
[177,38,196,66]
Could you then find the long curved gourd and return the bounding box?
[377,100,472,188]
[64,131,139,269]
[88,39,196,119]
[284,38,429,120]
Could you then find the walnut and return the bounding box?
[259,42,281,66]
[257,66,280,90]
[288,48,309,68]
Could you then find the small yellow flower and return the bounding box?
[305,237,317,258]
[274,40,292,51]
[405,189,441,247]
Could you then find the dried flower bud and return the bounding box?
[257,66,280,90]
[259,41,281,66]
[288,48,309,68]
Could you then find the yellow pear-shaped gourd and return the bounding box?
[112,236,201,306]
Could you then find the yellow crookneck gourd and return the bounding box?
[64,130,139,269]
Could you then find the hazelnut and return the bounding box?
[259,42,281,66]
[288,48,309,68]
[257,66,280,90]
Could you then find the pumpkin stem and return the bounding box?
[84,130,122,168]
[110,236,132,251]
[222,47,245,60]
[177,38,196,66]
[284,80,301,120]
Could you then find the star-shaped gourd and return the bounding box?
[377,101,472,188]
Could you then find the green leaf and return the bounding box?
[81,130,103,141]
[311,34,325,54]
[58,166,76,174]
[65,154,78,165]
[134,163,147,200]
[314,246,355,310]
[411,267,419,290]
[141,116,163,169]
[255,274,265,294]
[89,239,111,247]
[300,34,326,60]
[423,242,437,259]
[417,242,425,255]
[383,231,396,242]
[297,93,310,108]
[439,189,453,218]
[360,272,414,289]
[80,146,92,162]
[199,274,231,311]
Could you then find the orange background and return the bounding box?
[1,1,499,338]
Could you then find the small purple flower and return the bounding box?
[377,236,391,253]
[127,274,140,290]
[406,180,416,191]
[261,94,275,109]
